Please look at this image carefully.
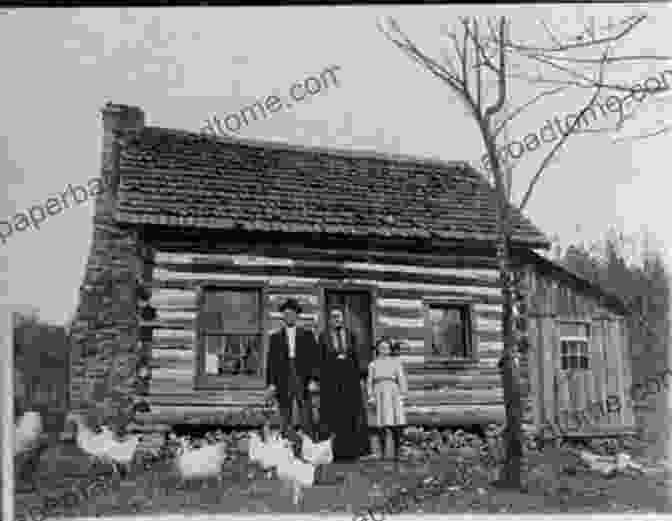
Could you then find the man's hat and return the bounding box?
[279,297,302,314]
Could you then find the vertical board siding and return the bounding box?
[591,319,609,429]
[527,314,541,427]
[529,267,634,434]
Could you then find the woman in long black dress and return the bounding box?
[317,307,370,461]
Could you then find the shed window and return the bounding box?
[198,288,264,379]
[426,304,473,359]
[559,322,590,370]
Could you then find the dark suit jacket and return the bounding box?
[266,326,320,406]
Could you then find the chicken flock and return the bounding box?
[15,408,334,507]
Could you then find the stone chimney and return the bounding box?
[100,103,145,198]
[68,103,149,428]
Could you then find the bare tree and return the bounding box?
[378,12,670,489]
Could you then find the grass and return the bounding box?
[14,437,672,518]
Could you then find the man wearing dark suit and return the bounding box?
[265,298,320,438]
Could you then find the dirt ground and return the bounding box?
[13,437,672,519]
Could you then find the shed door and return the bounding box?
[554,321,603,432]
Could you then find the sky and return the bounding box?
[0,5,670,326]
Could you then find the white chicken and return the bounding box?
[175,437,228,488]
[15,411,43,455]
[104,432,142,476]
[66,413,114,466]
[298,430,334,484]
[578,449,618,476]
[298,430,334,466]
[15,411,50,491]
[66,413,141,476]
[251,427,292,477]
[275,445,316,506]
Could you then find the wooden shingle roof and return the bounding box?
[114,126,550,248]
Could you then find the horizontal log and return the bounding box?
[150,243,502,270]
[148,371,503,395]
[145,316,195,330]
[478,341,503,359]
[475,317,501,332]
[408,372,503,388]
[377,315,425,329]
[155,252,292,266]
[268,311,319,322]
[155,309,197,322]
[345,262,499,283]
[149,288,198,309]
[155,265,501,296]
[157,264,501,295]
[135,403,505,427]
[397,355,426,365]
[473,303,503,314]
[148,380,195,394]
[153,270,320,288]
[400,339,425,352]
[151,367,194,380]
[266,293,319,306]
[153,329,196,341]
[377,326,428,342]
[151,338,195,350]
[154,252,499,283]
[145,388,502,406]
[376,298,423,311]
[354,280,501,297]
[476,330,501,344]
[150,361,194,373]
[151,350,194,363]
[374,306,424,321]
[478,358,500,369]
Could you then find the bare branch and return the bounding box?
[539,20,563,48]
[612,125,672,143]
[494,86,568,137]
[498,14,647,53]
[484,18,507,120]
[519,48,611,211]
[534,54,672,64]
[474,19,482,111]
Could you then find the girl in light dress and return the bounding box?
[367,337,408,460]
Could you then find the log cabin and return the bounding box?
[67,103,637,452]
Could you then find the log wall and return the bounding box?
[138,250,507,427]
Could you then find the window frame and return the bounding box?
[194,283,268,390]
[422,300,478,366]
[558,321,591,372]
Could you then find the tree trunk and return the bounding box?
[496,233,524,489]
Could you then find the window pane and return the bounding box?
[202,290,260,331]
[569,356,579,369]
[204,334,262,376]
[429,306,467,357]
[570,341,579,356]
[558,322,589,338]
[580,356,589,369]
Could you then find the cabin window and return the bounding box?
[559,322,590,370]
[198,288,264,381]
[425,303,473,359]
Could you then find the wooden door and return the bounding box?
[324,290,373,372]
[554,321,598,433]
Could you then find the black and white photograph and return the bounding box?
[2,4,671,519]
